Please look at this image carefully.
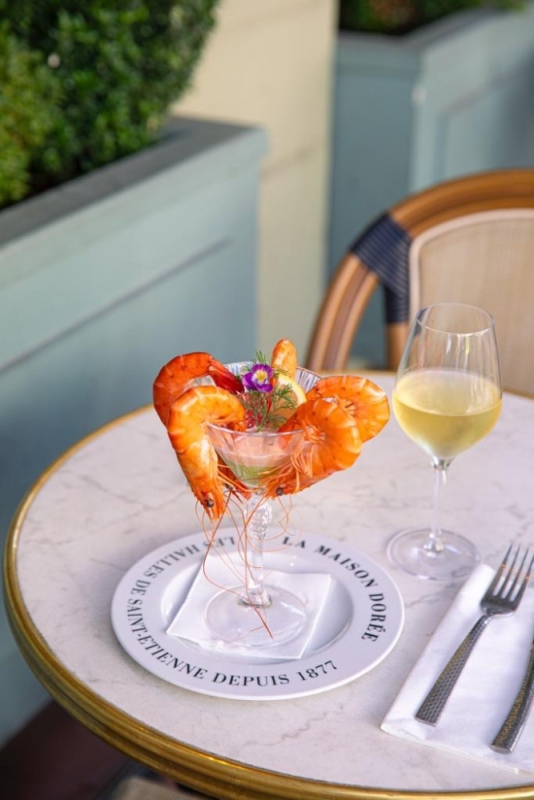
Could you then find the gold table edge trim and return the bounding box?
[4,404,534,800]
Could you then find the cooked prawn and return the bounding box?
[262,398,362,497]
[306,375,390,443]
[271,338,298,379]
[153,352,242,426]
[167,385,246,520]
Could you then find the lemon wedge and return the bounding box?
[273,374,307,422]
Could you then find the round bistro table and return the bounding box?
[5,375,534,799]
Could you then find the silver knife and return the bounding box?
[491,639,534,753]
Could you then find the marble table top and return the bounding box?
[6,374,534,799]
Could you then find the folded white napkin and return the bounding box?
[167,551,332,661]
[382,563,534,774]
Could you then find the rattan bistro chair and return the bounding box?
[306,170,534,395]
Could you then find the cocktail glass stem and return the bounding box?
[241,492,272,607]
[425,460,450,557]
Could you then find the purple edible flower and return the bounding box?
[242,363,274,393]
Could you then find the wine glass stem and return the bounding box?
[427,460,450,556]
[242,493,272,608]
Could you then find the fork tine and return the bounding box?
[486,543,514,597]
[501,546,525,599]
[509,549,534,606]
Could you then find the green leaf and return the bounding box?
[0,1,220,206]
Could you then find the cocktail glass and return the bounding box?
[204,364,319,648]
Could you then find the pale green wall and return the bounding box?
[0,118,267,745]
[329,5,534,365]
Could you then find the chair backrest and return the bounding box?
[306,170,534,395]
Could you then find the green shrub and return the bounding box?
[339,0,522,34]
[0,0,219,208]
[0,24,61,207]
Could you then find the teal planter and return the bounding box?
[0,117,266,744]
[329,5,534,365]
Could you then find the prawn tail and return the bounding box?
[209,360,243,394]
[271,338,298,378]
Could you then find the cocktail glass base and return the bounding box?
[387,528,480,581]
[205,585,306,647]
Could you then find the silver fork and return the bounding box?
[415,545,533,727]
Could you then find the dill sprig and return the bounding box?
[238,357,299,430]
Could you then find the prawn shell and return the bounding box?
[271,338,298,379]
[153,351,242,426]
[306,375,390,442]
[166,385,246,520]
[263,398,362,497]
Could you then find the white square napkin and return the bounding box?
[382,563,534,774]
[167,551,332,661]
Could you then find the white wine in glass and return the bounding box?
[389,303,502,581]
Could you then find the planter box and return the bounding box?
[329,5,534,364]
[0,117,266,744]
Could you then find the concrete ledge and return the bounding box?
[0,118,266,248]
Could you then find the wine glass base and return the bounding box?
[387,528,480,581]
[206,585,306,648]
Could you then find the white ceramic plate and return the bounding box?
[111,530,404,700]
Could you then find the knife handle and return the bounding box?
[491,645,534,753]
[415,614,491,726]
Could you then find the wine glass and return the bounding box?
[388,303,502,581]
[204,365,320,648]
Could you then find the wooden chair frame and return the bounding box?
[306,170,534,372]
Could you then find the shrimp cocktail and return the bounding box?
[153,339,390,648]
